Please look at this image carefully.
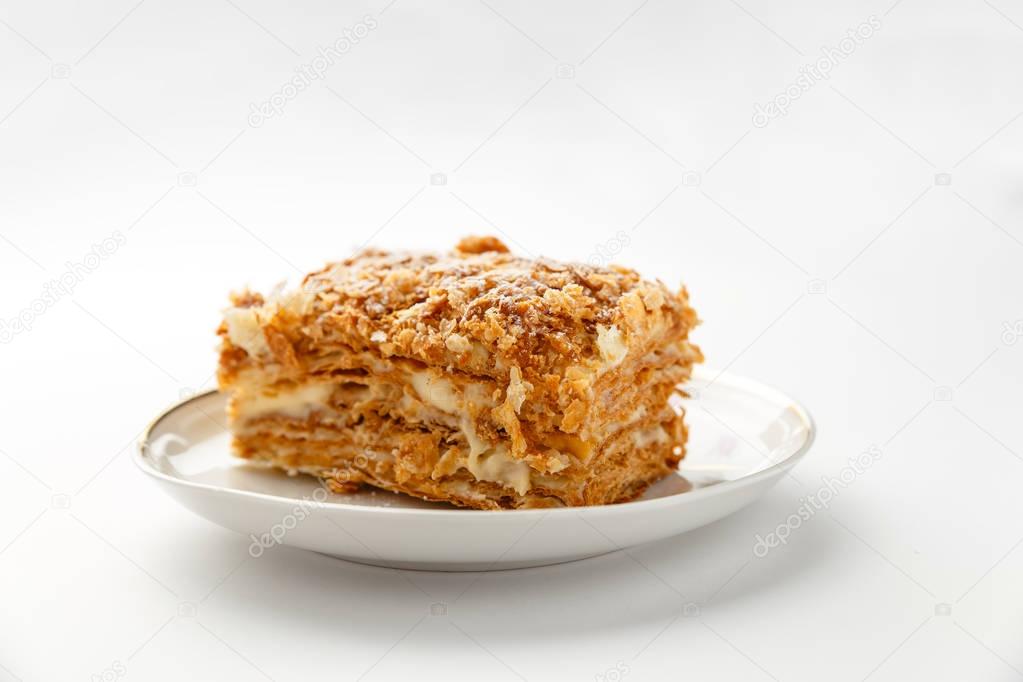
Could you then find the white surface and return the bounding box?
[135,370,814,571]
[1,0,1021,680]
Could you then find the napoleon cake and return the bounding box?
[217,236,702,510]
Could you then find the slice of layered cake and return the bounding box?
[217,236,702,509]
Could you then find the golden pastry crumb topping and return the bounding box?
[222,236,699,386]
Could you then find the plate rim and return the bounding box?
[133,368,816,519]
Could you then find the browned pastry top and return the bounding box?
[222,236,700,385]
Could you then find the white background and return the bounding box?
[2,0,1022,680]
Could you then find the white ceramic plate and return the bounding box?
[134,368,814,571]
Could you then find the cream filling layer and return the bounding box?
[223,286,315,359]
[235,383,335,419]
[235,372,533,496]
[224,307,271,358]
[632,424,670,448]
[409,369,532,496]
[596,324,628,367]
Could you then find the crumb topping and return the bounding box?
[221,236,699,385]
